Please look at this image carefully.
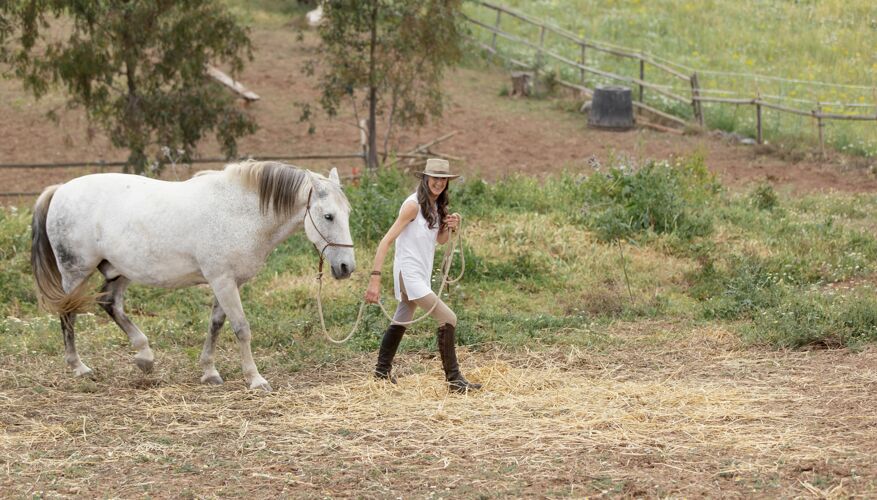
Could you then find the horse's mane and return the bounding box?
[218,160,310,217]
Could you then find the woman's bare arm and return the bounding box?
[365,201,419,303]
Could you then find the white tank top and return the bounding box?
[393,193,438,301]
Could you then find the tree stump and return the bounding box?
[510,71,533,97]
[587,86,634,130]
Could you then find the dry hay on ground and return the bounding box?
[1,330,876,497]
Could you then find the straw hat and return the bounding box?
[415,158,460,179]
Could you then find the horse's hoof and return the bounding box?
[201,374,224,385]
[135,358,154,374]
[249,380,272,392]
[73,366,94,379]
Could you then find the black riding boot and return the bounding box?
[374,324,406,383]
[437,323,482,393]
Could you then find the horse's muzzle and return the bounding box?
[331,262,355,280]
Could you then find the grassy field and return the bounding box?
[3,161,877,495]
[467,0,877,156]
[6,159,877,353]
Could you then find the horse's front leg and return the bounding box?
[208,277,271,392]
[199,298,226,385]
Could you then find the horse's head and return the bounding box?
[304,168,356,279]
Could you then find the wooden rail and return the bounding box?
[0,153,368,198]
[0,153,366,171]
[466,0,877,154]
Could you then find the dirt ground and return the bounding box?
[1,323,875,498]
[3,29,877,199]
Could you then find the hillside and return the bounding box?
[3,26,877,197]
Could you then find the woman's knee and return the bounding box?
[443,308,457,327]
[392,302,415,325]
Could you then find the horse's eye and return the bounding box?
[324,214,334,221]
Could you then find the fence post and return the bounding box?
[816,102,825,158]
[359,118,369,168]
[491,9,501,51]
[580,42,586,84]
[756,96,763,145]
[536,24,546,72]
[689,72,704,127]
[639,58,645,102]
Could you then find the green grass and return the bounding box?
[4,158,877,362]
[219,0,314,29]
[465,0,877,157]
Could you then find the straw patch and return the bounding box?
[2,343,876,497]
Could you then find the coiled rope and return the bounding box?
[314,225,465,344]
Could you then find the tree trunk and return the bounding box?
[366,0,379,170]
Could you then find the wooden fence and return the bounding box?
[0,153,366,198]
[464,1,877,154]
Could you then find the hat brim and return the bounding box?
[415,172,460,179]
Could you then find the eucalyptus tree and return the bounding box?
[311,0,464,170]
[0,0,257,173]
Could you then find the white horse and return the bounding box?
[30,161,355,391]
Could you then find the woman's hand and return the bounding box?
[444,212,461,231]
[364,276,381,304]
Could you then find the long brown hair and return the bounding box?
[416,175,448,230]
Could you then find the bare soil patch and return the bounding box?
[3,29,877,200]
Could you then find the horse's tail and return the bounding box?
[30,185,93,314]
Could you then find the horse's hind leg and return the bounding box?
[61,312,94,378]
[56,266,96,377]
[98,274,155,374]
[199,298,226,385]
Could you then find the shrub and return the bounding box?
[745,291,877,349]
[0,208,38,317]
[580,155,719,242]
[454,173,588,219]
[346,167,411,244]
[692,254,787,320]
[750,182,779,211]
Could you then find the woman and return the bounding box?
[365,158,481,393]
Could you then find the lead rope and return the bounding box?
[315,223,465,344]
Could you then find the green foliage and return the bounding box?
[0,0,257,174]
[745,291,877,349]
[6,164,877,361]
[580,155,719,242]
[538,68,560,97]
[692,254,786,320]
[345,167,411,244]
[307,0,464,169]
[750,183,779,211]
[718,201,877,285]
[689,193,877,324]
[454,173,588,219]
[0,208,38,318]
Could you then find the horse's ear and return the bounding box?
[328,167,341,186]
